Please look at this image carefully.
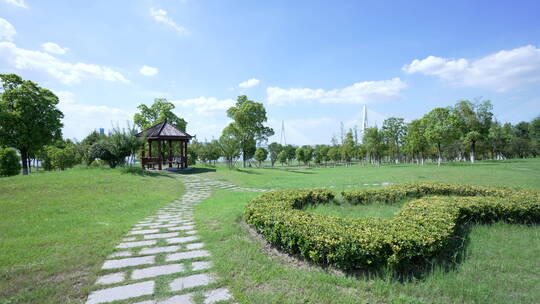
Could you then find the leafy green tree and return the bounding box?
[363,127,385,165]
[295,147,306,166]
[341,131,356,163]
[277,150,287,166]
[267,142,282,167]
[423,107,459,166]
[0,74,64,175]
[206,140,222,165]
[254,147,268,167]
[382,117,407,163]
[0,147,21,176]
[88,126,140,168]
[219,131,241,169]
[327,146,341,165]
[134,98,187,131]
[530,116,540,156]
[453,100,493,162]
[302,145,314,166]
[283,144,297,165]
[403,119,429,164]
[44,144,78,170]
[225,95,274,167]
[78,130,106,165]
[314,145,330,165]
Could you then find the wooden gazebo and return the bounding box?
[136,120,193,170]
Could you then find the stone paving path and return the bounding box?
[86,174,267,304]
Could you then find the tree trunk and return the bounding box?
[470,141,476,163]
[437,143,442,167]
[21,148,29,175]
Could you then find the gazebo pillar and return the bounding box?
[148,140,153,169]
[157,140,162,170]
[168,140,173,168]
[141,142,145,169]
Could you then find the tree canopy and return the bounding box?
[225,95,274,167]
[133,98,187,131]
[0,74,64,175]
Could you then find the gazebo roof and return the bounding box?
[136,120,193,140]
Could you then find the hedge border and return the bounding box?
[244,182,540,271]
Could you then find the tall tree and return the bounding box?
[267,142,283,167]
[134,98,187,131]
[423,107,459,166]
[403,119,428,164]
[0,74,63,175]
[453,100,493,162]
[341,131,356,163]
[218,131,241,169]
[254,147,268,167]
[225,95,274,167]
[382,117,407,163]
[363,127,385,165]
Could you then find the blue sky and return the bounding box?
[1,0,539,144]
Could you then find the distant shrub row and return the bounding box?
[244,183,540,272]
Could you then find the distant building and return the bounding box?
[99,128,105,135]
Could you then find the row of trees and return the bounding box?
[189,98,539,168]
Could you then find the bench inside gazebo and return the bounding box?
[136,120,193,170]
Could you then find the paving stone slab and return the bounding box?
[109,251,132,258]
[102,256,155,269]
[169,273,215,291]
[117,240,157,249]
[191,261,212,271]
[168,225,194,231]
[204,288,233,304]
[166,250,210,262]
[143,232,179,239]
[131,263,184,280]
[166,236,199,244]
[139,245,180,255]
[129,229,160,235]
[86,281,154,304]
[186,243,204,250]
[96,272,125,285]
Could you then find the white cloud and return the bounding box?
[0,18,16,41]
[0,41,129,84]
[172,96,235,115]
[266,78,406,105]
[1,0,28,9]
[139,65,158,76]
[402,45,540,92]
[41,42,69,55]
[150,7,188,35]
[238,78,260,88]
[55,91,133,140]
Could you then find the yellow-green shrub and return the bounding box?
[244,183,539,271]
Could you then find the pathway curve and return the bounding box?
[85,174,267,304]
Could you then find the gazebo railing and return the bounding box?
[141,156,187,169]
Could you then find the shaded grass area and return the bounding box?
[197,190,540,304]
[0,167,183,304]
[197,158,540,191]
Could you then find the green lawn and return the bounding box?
[198,158,540,190]
[195,159,540,304]
[0,167,183,304]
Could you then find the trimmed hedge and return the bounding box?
[244,182,540,271]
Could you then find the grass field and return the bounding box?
[200,158,540,190]
[194,159,540,304]
[1,160,538,304]
[0,167,183,304]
